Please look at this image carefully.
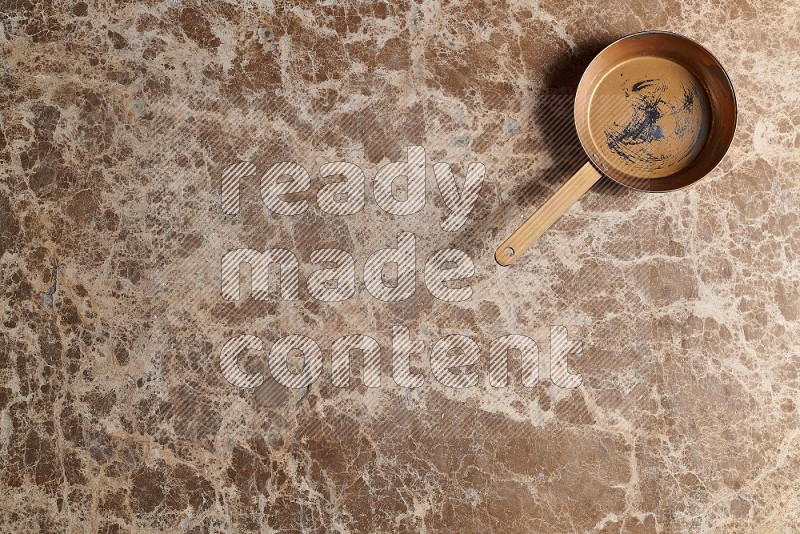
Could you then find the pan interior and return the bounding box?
[585,56,711,181]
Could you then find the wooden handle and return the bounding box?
[495,162,601,266]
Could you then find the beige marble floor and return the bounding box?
[1,0,799,532]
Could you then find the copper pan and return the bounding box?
[496,31,737,266]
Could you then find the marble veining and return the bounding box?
[1,0,799,532]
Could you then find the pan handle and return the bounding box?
[495,161,602,266]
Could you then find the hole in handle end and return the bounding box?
[494,246,515,267]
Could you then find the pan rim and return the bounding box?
[573,30,738,193]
